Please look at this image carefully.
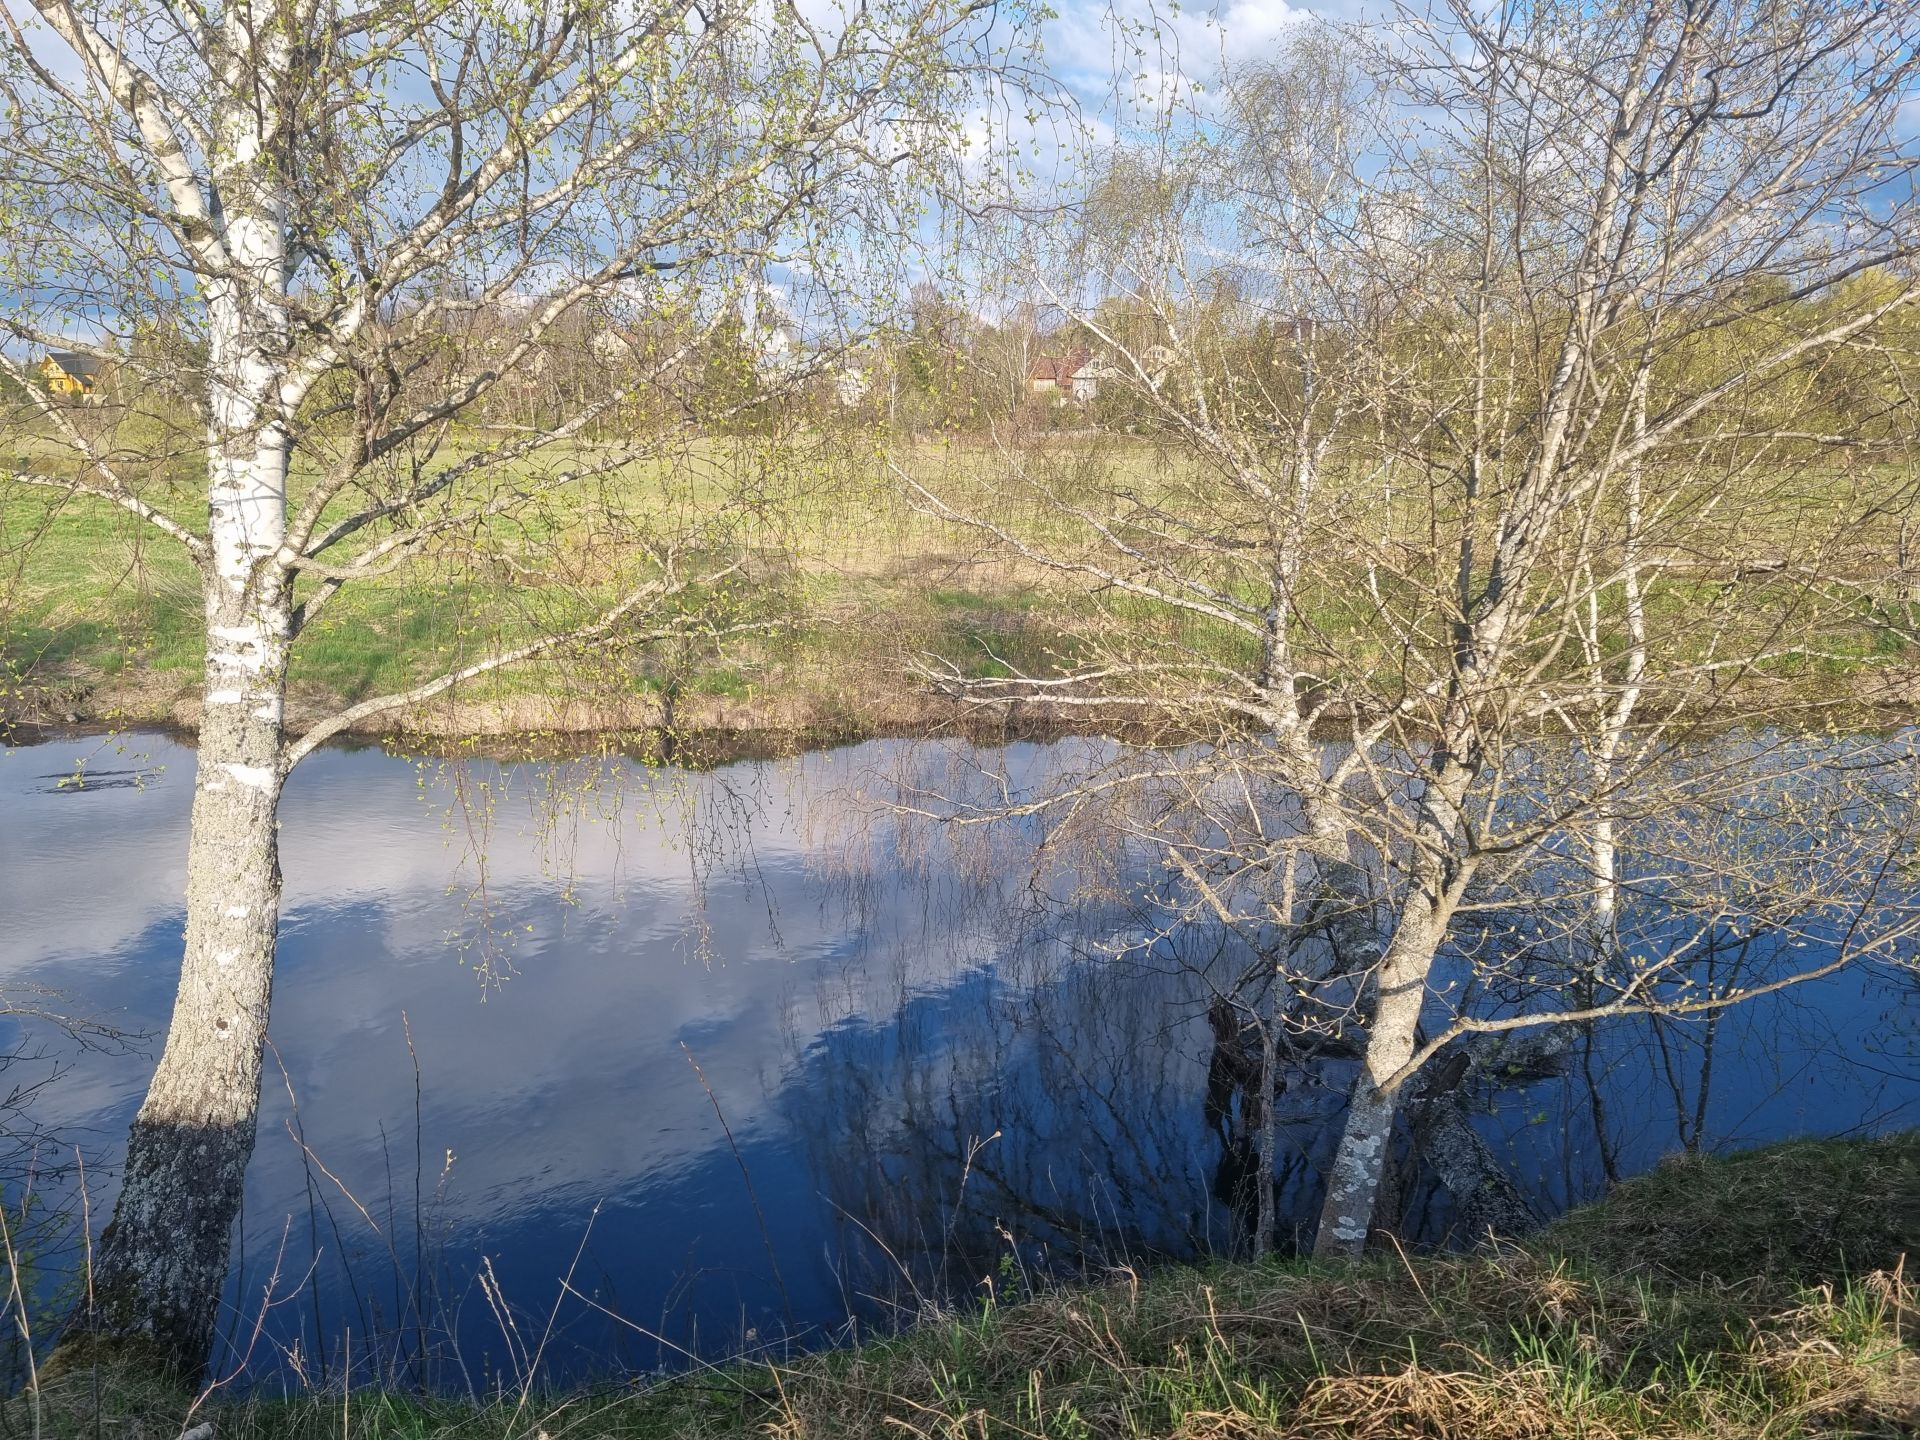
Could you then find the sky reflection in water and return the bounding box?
[0,730,1914,1386]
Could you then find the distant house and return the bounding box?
[1027,349,1124,404]
[38,351,106,400]
[832,363,872,407]
[1071,354,1120,401]
[589,328,637,364]
[1027,348,1096,401]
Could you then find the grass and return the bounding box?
[7,413,1920,741]
[1543,1133,1920,1285]
[15,1132,1919,1438]
[0,424,1121,734]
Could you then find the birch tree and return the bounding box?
[0,0,1029,1376]
[1307,0,1920,1259]
[897,0,1920,1258]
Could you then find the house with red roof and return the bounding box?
[1027,348,1098,402]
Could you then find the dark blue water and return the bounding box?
[0,729,1915,1389]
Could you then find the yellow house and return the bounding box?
[37,351,105,399]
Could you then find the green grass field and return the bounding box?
[1,415,1266,740]
[7,412,1918,741]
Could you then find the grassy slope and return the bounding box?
[25,1132,1920,1439]
[0,432,1109,733]
[8,426,1916,739]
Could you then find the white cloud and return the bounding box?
[0,735,1040,1241]
[1043,0,1331,107]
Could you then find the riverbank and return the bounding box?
[12,438,1920,752]
[11,651,1920,761]
[25,1131,1919,1439]
[0,577,1145,751]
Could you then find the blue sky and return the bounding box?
[1044,0,1327,96]
[1021,0,1338,146]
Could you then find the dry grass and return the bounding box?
[1543,1132,1920,1284]
[8,1133,1917,1440]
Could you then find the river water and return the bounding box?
[0,728,1915,1387]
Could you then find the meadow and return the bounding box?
[7,408,1919,746]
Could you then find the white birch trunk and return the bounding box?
[1591,381,1649,931]
[87,153,291,1375]
[1253,1008,1278,1256]
[1313,758,1472,1256]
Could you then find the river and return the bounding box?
[0,728,1914,1388]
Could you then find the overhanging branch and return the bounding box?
[7,469,209,562]
[280,564,756,769]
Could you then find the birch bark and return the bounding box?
[1312,755,1474,1255]
[86,120,293,1373]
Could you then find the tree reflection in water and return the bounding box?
[773,734,1920,1325]
[0,730,1912,1380]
